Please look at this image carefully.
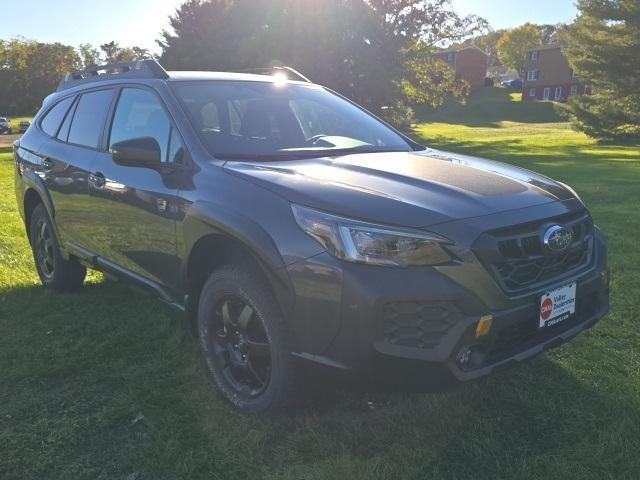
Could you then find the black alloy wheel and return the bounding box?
[29,204,86,291]
[208,295,272,397]
[197,262,298,413]
[33,217,55,281]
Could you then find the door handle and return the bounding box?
[89,172,106,189]
[42,158,53,172]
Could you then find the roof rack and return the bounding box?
[237,66,312,83]
[57,59,169,92]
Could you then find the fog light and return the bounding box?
[475,315,493,338]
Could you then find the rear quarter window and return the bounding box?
[68,89,115,149]
[40,96,75,137]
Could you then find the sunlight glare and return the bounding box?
[272,71,288,86]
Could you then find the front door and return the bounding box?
[543,87,551,101]
[87,86,184,288]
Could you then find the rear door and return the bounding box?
[85,86,183,288]
[36,88,115,249]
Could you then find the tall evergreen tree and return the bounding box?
[562,0,640,141]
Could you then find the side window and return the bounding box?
[40,96,75,137]
[109,88,172,162]
[57,98,77,142]
[68,89,115,148]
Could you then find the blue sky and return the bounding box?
[452,0,578,29]
[1,0,579,53]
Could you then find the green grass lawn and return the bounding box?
[2,89,640,479]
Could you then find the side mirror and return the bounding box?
[111,137,161,168]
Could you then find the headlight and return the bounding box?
[292,204,453,267]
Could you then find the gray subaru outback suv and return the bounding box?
[14,60,609,413]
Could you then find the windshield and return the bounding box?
[172,81,414,159]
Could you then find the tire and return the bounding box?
[197,262,297,413]
[29,204,86,292]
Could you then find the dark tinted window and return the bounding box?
[57,98,77,142]
[109,88,172,162]
[68,89,114,148]
[40,96,75,137]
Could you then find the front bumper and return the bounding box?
[287,226,609,386]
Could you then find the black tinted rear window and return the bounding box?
[68,89,115,148]
[40,96,75,137]
[57,98,76,142]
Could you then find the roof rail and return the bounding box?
[57,59,169,92]
[237,66,312,83]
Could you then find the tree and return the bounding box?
[538,23,569,44]
[561,0,640,141]
[159,0,486,123]
[78,43,100,68]
[366,0,488,47]
[99,41,152,64]
[459,29,507,67]
[100,41,121,63]
[0,38,80,114]
[401,45,469,107]
[132,46,151,59]
[496,23,542,73]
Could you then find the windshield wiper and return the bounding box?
[219,146,411,162]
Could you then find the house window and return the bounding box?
[571,69,579,78]
[555,87,563,101]
[529,51,539,61]
[570,85,579,95]
[529,88,537,97]
[526,70,539,81]
[543,87,551,101]
[447,52,455,62]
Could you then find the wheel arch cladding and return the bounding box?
[182,200,296,324]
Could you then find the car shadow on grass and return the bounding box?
[1,280,637,479]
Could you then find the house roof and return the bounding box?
[526,43,564,52]
[436,45,489,56]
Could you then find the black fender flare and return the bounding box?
[180,199,295,316]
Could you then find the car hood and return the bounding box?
[223,148,575,228]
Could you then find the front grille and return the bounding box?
[473,212,594,295]
[382,301,463,349]
[486,294,600,364]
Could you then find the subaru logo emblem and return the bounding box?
[543,225,573,252]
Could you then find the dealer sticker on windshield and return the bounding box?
[539,283,576,328]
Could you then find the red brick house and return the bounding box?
[433,46,488,91]
[522,44,590,102]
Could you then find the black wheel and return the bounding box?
[29,204,86,292]
[197,263,297,413]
